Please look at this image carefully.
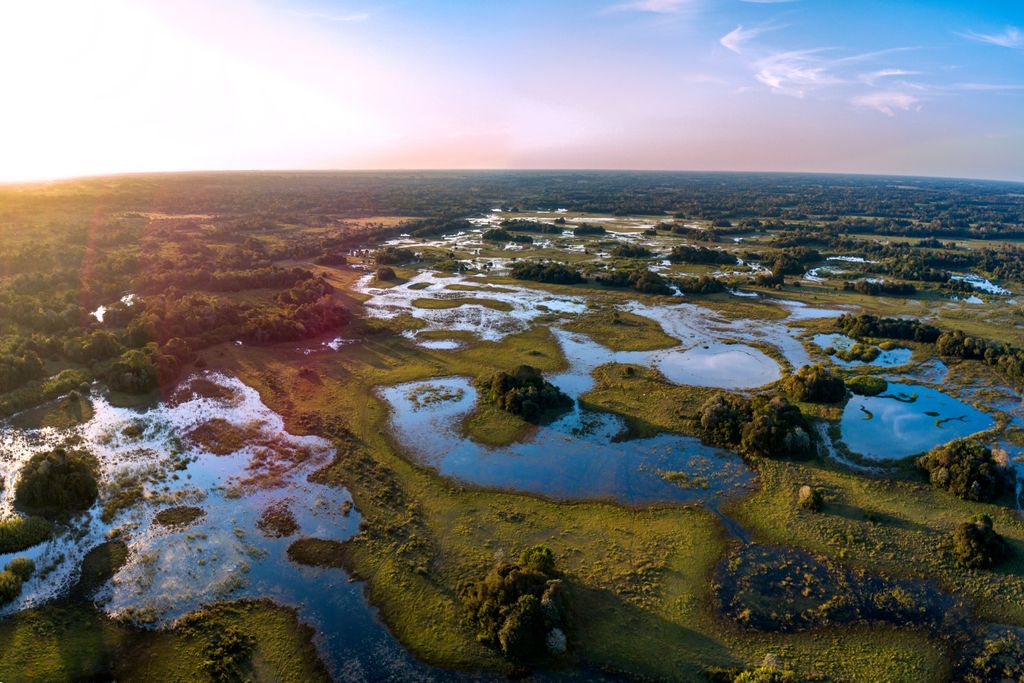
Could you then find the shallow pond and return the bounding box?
[381,377,752,506]
[380,328,757,506]
[355,271,588,342]
[840,383,995,460]
[813,333,913,368]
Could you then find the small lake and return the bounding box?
[381,377,753,506]
[813,333,913,368]
[840,383,995,460]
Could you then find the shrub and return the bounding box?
[572,224,606,236]
[675,276,726,294]
[474,366,573,422]
[696,393,815,459]
[314,252,347,266]
[373,246,415,265]
[846,375,887,396]
[482,228,513,242]
[835,314,940,343]
[0,570,22,605]
[950,514,1009,569]
[4,556,35,581]
[785,364,846,403]
[375,266,396,281]
[610,244,652,258]
[15,447,99,517]
[918,440,1012,502]
[200,624,255,682]
[739,396,816,460]
[797,485,824,512]
[733,668,798,683]
[462,545,569,661]
[0,516,53,553]
[833,343,881,363]
[510,260,585,285]
[519,545,556,574]
[696,393,752,448]
[667,245,735,265]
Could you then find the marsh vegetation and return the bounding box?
[1,171,1023,681]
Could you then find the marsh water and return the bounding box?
[840,383,995,460]
[0,375,481,681]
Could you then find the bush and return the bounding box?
[667,245,735,265]
[836,314,940,343]
[0,516,53,553]
[15,447,99,517]
[373,246,415,265]
[675,275,726,294]
[474,366,573,422]
[785,364,846,403]
[4,556,35,581]
[696,393,815,459]
[510,260,585,285]
[462,545,569,661]
[482,228,513,242]
[917,440,1012,502]
[200,623,255,682]
[797,485,823,512]
[596,268,673,295]
[950,514,1009,569]
[572,224,606,236]
[739,396,816,460]
[0,570,22,605]
[733,668,798,683]
[833,343,881,363]
[696,393,752,448]
[375,266,396,281]
[610,244,652,258]
[846,375,887,396]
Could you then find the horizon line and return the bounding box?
[3,167,1024,188]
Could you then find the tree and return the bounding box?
[0,570,21,605]
[15,448,98,517]
[950,515,1009,569]
[785,364,846,403]
[462,545,570,661]
[917,440,1012,502]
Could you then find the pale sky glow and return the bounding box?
[1,0,1022,182]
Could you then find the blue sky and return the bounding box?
[1,0,1022,181]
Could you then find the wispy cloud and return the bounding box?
[604,0,692,14]
[289,10,371,22]
[858,69,921,86]
[752,48,843,97]
[720,24,771,55]
[962,26,1024,49]
[851,91,921,116]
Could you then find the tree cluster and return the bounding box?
[696,393,816,459]
[510,261,585,285]
[785,364,846,403]
[461,545,570,661]
[917,440,1012,502]
[474,365,573,422]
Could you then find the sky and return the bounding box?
[1,0,1022,182]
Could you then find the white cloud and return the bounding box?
[962,26,1023,49]
[851,91,921,116]
[858,69,920,86]
[753,49,841,96]
[720,25,765,54]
